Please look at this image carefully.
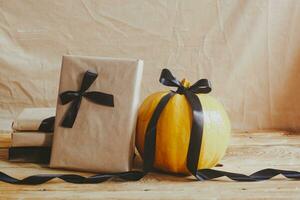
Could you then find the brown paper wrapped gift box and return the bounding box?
[50,55,143,173]
[11,107,55,148]
[11,132,53,147]
[9,108,56,163]
[12,108,56,132]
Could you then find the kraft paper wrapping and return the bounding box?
[1,1,300,132]
[50,55,143,172]
[12,108,56,131]
[11,132,52,147]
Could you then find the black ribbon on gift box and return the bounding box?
[38,116,55,133]
[59,70,114,128]
[1,68,300,185]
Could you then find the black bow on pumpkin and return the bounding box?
[59,70,114,128]
[144,68,211,175]
[159,68,212,94]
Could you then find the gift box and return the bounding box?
[10,107,55,147]
[9,107,55,163]
[11,132,52,147]
[50,55,143,172]
[10,131,52,163]
[12,108,56,132]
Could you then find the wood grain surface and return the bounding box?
[0,131,299,199]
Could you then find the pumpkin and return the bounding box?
[136,77,231,175]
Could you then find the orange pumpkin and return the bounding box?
[136,73,231,175]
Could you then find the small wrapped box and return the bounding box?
[50,55,143,172]
[11,107,55,147]
[9,108,55,163]
[12,108,55,132]
[11,132,52,147]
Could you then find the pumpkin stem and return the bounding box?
[181,78,190,88]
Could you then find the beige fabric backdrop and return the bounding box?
[0,0,300,131]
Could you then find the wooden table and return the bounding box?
[0,131,299,199]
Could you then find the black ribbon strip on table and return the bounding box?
[0,168,299,185]
[38,116,55,133]
[59,70,114,128]
[1,68,300,184]
[0,171,146,185]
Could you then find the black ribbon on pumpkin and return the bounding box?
[0,68,300,184]
[38,116,55,133]
[143,68,300,181]
[143,69,211,175]
[59,70,114,128]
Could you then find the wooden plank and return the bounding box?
[0,132,299,199]
[225,145,300,167]
[230,131,300,146]
[0,133,11,148]
[0,189,300,200]
[0,178,300,200]
[0,149,8,160]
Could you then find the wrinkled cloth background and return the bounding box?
[0,0,300,131]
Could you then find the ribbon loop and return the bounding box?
[159,68,211,95]
[59,70,114,128]
[80,70,98,92]
[189,79,212,94]
[159,69,183,88]
[83,91,114,106]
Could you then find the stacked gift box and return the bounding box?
[9,108,55,164]
[6,56,144,173]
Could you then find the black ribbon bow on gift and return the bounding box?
[59,70,114,128]
[143,68,211,175]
